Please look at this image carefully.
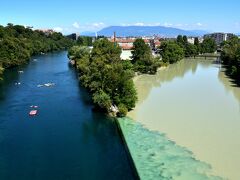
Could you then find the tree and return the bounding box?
[93,90,112,110]
[69,39,137,116]
[194,37,200,54]
[159,41,184,64]
[117,104,128,117]
[183,35,188,45]
[0,23,74,79]
[91,38,122,63]
[194,37,199,46]
[132,38,160,74]
[77,36,93,46]
[68,46,90,60]
[176,35,199,57]
[201,37,217,53]
[0,65,4,80]
[185,43,198,58]
[221,36,240,77]
[132,39,151,63]
[177,35,184,45]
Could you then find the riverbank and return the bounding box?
[121,58,240,180]
[0,24,73,81]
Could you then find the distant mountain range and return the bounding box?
[81,26,209,37]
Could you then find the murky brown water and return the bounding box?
[128,58,240,180]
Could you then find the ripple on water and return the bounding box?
[118,117,225,180]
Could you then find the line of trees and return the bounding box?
[177,35,217,55]
[159,35,217,64]
[0,23,74,80]
[221,36,240,79]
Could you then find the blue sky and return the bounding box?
[0,0,239,34]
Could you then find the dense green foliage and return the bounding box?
[69,39,137,116]
[0,66,3,80]
[159,41,184,64]
[68,46,91,60]
[177,35,217,57]
[132,38,160,74]
[177,35,198,57]
[0,23,73,80]
[200,37,217,54]
[221,36,240,78]
[76,36,93,46]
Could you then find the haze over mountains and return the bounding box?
[82,26,209,37]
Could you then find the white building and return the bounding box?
[204,33,235,45]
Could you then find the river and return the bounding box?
[0,51,136,180]
[120,58,240,180]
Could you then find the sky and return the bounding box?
[0,0,240,34]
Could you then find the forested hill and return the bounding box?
[0,24,73,80]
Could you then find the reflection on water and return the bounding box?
[218,70,240,106]
[133,59,215,106]
[128,58,240,180]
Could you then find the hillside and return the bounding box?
[82,26,208,37]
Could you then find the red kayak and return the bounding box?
[29,110,38,116]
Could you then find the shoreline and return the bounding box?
[115,119,140,180]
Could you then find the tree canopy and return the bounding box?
[76,36,93,46]
[200,37,217,53]
[0,65,3,81]
[159,41,184,64]
[0,24,74,80]
[221,36,240,78]
[131,38,160,74]
[69,38,137,116]
[176,35,198,57]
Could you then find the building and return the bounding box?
[187,37,195,44]
[35,29,54,36]
[204,33,235,45]
[187,37,204,44]
[109,35,161,50]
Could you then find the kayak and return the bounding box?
[29,110,38,116]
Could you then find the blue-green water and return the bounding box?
[0,52,136,180]
[118,118,223,180]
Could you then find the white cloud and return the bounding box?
[72,22,80,29]
[92,22,105,28]
[53,27,63,32]
[153,22,161,26]
[175,24,183,27]
[196,22,203,26]
[121,22,161,27]
[163,22,173,27]
[121,23,131,26]
[134,22,145,26]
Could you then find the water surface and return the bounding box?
[128,59,240,180]
[0,51,136,180]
